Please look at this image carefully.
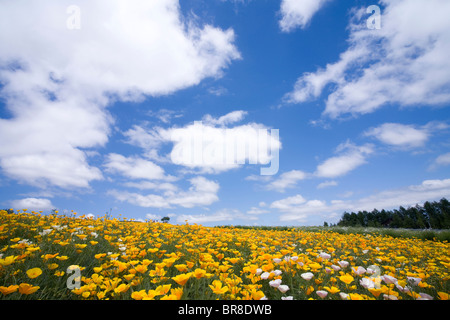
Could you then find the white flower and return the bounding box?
[319,252,331,260]
[331,264,341,272]
[260,272,270,280]
[255,268,263,275]
[281,296,293,300]
[269,279,282,288]
[290,256,298,262]
[381,275,398,284]
[273,258,282,264]
[407,276,421,286]
[362,249,369,254]
[316,290,328,298]
[395,283,410,293]
[283,256,291,263]
[273,269,282,276]
[352,266,366,276]
[360,277,375,289]
[383,294,398,300]
[338,260,349,268]
[417,293,433,300]
[339,292,349,300]
[278,285,290,293]
[301,272,314,281]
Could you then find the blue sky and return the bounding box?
[1,0,450,226]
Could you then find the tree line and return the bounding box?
[336,198,450,229]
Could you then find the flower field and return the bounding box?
[1,209,449,300]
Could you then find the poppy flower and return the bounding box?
[26,267,42,279]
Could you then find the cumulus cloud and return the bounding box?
[364,123,429,148]
[266,170,307,192]
[0,0,240,189]
[279,0,332,32]
[315,141,374,178]
[429,152,450,170]
[364,121,448,149]
[103,153,166,181]
[284,0,450,118]
[124,111,281,174]
[9,198,54,211]
[108,176,219,209]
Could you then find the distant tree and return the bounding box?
[161,216,170,223]
[323,221,329,227]
[336,198,450,229]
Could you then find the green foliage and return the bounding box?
[337,198,450,230]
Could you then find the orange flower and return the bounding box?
[0,285,19,295]
[172,273,192,286]
[18,283,40,295]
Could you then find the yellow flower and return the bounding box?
[134,264,148,274]
[114,283,130,294]
[82,291,90,298]
[172,273,192,286]
[155,284,172,295]
[209,280,229,295]
[193,268,207,279]
[438,292,449,300]
[18,283,40,295]
[0,285,19,295]
[131,290,147,300]
[123,274,135,281]
[0,255,17,266]
[339,274,354,285]
[324,286,340,294]
[174,264,188,272]
[368,288,383,298]
[47,263,59,270]
[26,267,43,279]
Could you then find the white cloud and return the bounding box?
[266,170,306,192]
[273,178,450,222]
[315,142,374,178]
[317,180,338,189]
[103,153,166,180]
[125,111,281,174]
[279,0,332,32]
[0,0,240,189]
[284,0,450,118]
[429,152,450,170]
[364,121,448,149]
[270,194,307,211]
[9,198,54,211]
[202,110,248,126]
[364,123,428,148]
[108,176,219,209]
[246,206,269,215]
